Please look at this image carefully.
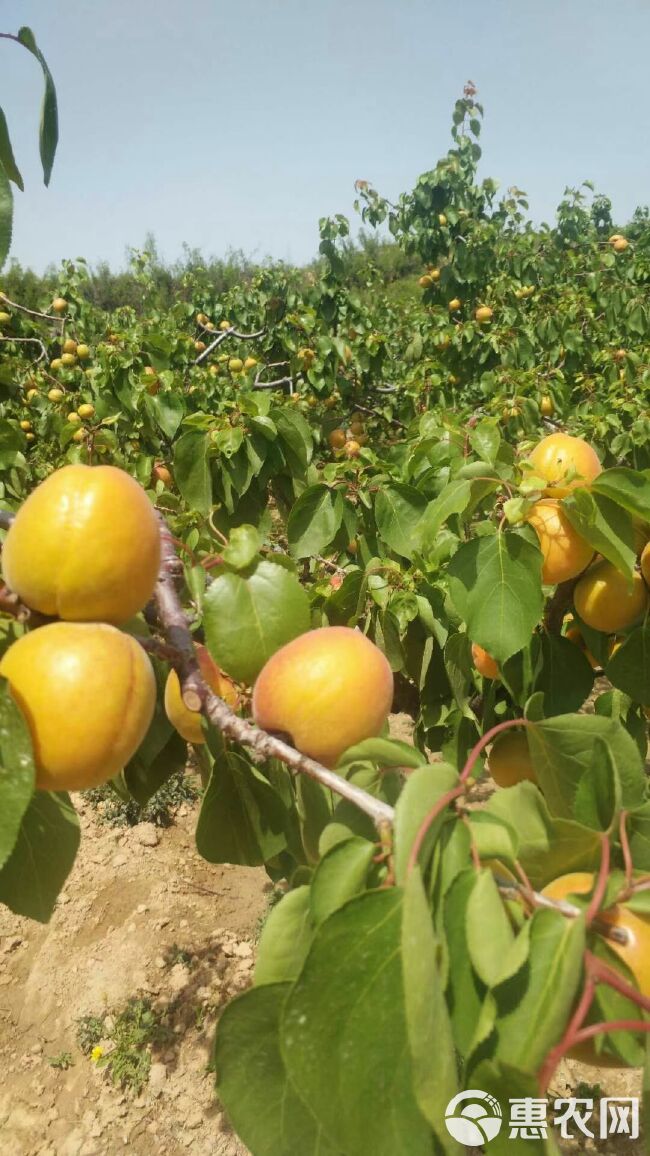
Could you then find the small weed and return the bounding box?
[165,943,194,969]
[99,998,172,1096]
[84,768,200,828]
[47,1051,74,1070]
[76,1014,105,1055]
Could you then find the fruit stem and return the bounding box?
[585,833,610,926]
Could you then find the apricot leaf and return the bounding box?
[281,890,432,1156]
[0,679,35,869]
[215,983,342,1156]
[0,790,79,922]
[287,484,343,557]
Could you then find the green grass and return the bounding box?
[84,768,200,828]
[77,998,173,1095]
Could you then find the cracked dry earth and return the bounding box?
[0,715,645,1156]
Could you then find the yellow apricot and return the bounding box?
[471,643,500,680]
[574,560,648,634]
[0,623,156,791]
[164,645,239,744]
[488,730,536,788]
[525,499,594,584]
[252,626,394,767]
[527,432,602,497]
[2,465,161,624]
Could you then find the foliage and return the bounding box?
[84,768,200,828]
[1,77,650,1153]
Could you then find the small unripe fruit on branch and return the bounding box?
[0,623,156,791]
[1,465,160,624]
[252,626,394,767]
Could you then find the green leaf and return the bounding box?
[494,908,585,1073]
[0,791,80,922]
[444,871,489,1055]
[281,890,432,1156]
[466,870,515,987]
[0,679,36,870]
[593,467,650,522]
[215,983,343,1156]
[0,107,24,189]
[195,749,288,866]
[393,762,460,884]
[203,558,310,684]
[221,523,262,570]
[606,624,650,705]
[485,781,603,888]
[335,736,426,772]
[447,531,544,663]
[469,420,500,465]
[527,713,645,821]
[0,162,13,271]
[417,480,472,546]
[144,390,184,439]
[273,408,313,473]
[402,869,460,1154]
[17,27,59,186]
[533,633,594,715]
[255,887,314,985]
[374,483,427,560]
[309,836,376,925]
[287,484,343,558]
[173,430,211,514]
[563,489,636,578]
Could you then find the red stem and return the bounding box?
[585,833,610,926]
[405,784,465,877]
[459,717,532,784]
[619,810,634,897]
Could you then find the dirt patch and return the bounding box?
[0,795,268,1156]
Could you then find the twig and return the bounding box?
[153,517,395,829]
[194,326,265,366]
[351,402,406,430]
[0,292,63,324]
[0,336,48,362]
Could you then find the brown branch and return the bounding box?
[152,517,395,829]
[0,335,48,362]
[194,326,265,366]
[0,292,64,324]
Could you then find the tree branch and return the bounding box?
[0,335,48,362]
[194,326,266,365]
[152,517,395,828]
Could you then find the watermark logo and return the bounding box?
[444,1090,503,1146]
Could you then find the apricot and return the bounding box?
[448,298,461,311]
[527,432,602,497]
[540,395,554,417]
[542,872,650,1066]
[573,560,648,634]
[251,626,394,766]
[328,429,346,450]
[344,440,361,458]
[0,622,156,791]
[525,499,594,584]
[151,463,173,487]
[164,645,239,744]
[2,465,161,624]
[488,730,536,788]
[228,358,243,373]
[471,643,500,680]
[475,306,493,323]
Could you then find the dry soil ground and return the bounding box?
[0,715,645,1156]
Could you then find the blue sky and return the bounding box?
[2,0,649,273]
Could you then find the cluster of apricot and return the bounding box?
[0,466,395,793]
[327,414,367,459]
[471,431,650,788]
